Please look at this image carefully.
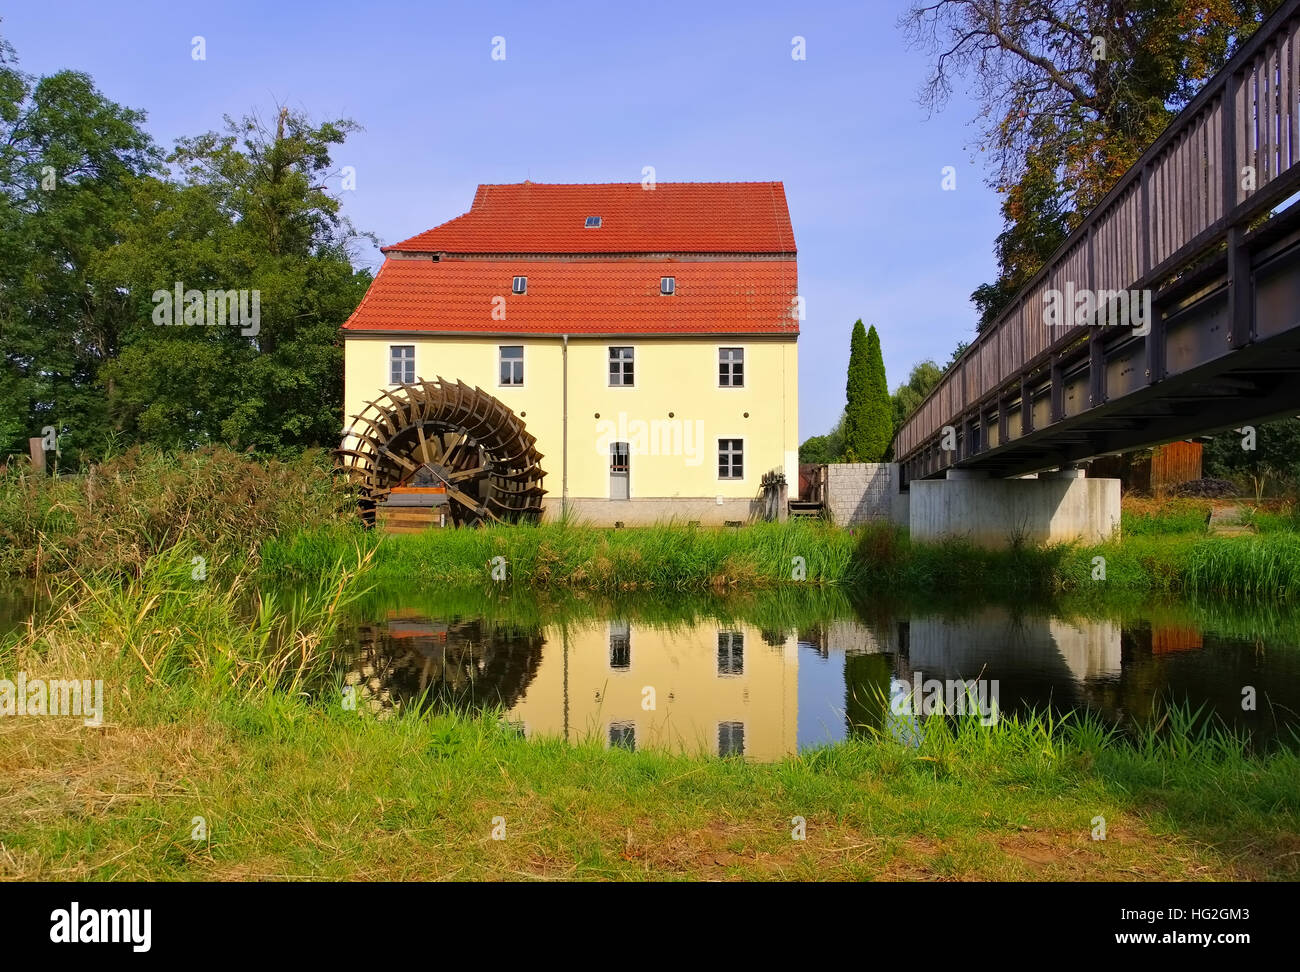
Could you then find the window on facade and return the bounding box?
[718,438,744,479]
[390,345,415,384]
[660,276,675,295]
[609,346,635,386]
[512,276,527,295]
[585,216,602,228]
[718,721,745,757]
[717,631,744,676]
[719,347,744,387]
[610,441,630,474]
[609,621,631,671]
[609,721,636,750]
[499,346,523,386]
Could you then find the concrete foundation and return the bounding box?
[542,496,762,526]
[910,471,1120,548]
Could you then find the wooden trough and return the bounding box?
[377,486,450,534]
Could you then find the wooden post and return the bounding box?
[28,437,45,474]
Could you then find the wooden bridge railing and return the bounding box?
[896,0,1300,465]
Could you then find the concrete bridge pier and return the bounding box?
[910,468,1120,549]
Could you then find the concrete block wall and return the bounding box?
[825,463,908,527]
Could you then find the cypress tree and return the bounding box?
[841,320,892,462]
[863,324,891,460]
[840,320,870,461]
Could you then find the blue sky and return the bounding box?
[3,0,1003,440]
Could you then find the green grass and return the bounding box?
[259,518,1300,601]
[2,547,1298,881]
[3,684,1296,881]
[6,458,1300,880]
[1121,499,1212,536]
[0,445,352,580]
[1241,505,1300,533]
[261,519,860,591]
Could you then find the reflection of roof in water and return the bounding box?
[386,619,449,640]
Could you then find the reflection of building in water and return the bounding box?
[505,621,799,761]
[906,609,1122,713]
[797,620,900,740]
[344,611,545,717]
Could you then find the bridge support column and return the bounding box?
[911,471,1119,549]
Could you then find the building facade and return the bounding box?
[342,181,800,525]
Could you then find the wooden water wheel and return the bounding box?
[335,378,546,526]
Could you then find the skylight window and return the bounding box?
[512,276,527,295]
[585,216,602,228]
[660,276,675,296]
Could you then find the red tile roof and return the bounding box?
[385,182,795,255]
[342,258,800,335]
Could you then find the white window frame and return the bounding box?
[660,276,675,296]
[609,440,632,499]
[717,436,745,481]
[608,345,636,387]
[498,345,525,388]
[389,344,416,385]
[717,346,745,388]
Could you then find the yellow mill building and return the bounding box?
[340,181,800,526]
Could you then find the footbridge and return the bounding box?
[896,0,1300,487]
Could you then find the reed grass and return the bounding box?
[0,445,352,581]
[1,543,373,708]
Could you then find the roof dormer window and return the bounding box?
[585,216,602,228]
[512,276,527,295]
[660,276,675,296]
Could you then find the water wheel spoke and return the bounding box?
[445,484,501,523]
[442,433,470,470]
[337,378,545,528]
[414,423,431,464]
[446,465,488,483]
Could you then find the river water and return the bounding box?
[331,588,1300,760]
[6,579,1294,760]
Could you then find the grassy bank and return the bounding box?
[7,449,1300,602]
[0,446,350,580]
[259,518,1300,600]
[2,549,1297,881]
